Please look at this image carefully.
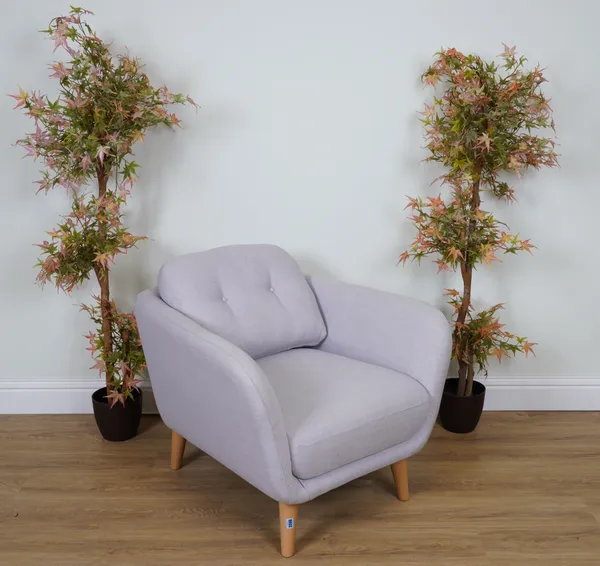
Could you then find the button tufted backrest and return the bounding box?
[157,244,327,359]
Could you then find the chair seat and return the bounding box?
[257,348,430,479]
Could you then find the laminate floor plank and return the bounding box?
[0,413,599,565]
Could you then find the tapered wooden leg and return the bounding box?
[391,459,409,501]
[279,502,299,557]
[170,431,186,470]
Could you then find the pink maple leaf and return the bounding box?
[502,44,516,57]
[66,92,85,109]
[84,331,96,343]
[118,178,134,200]
[96,146,109,165]
[33,179,50,193]
[90,359,106,374]
[22,144,38,159]
[186,95,198,109]
[81,154,92,172]
[106,390,126,408]
[51,28,69,52]
[49,62,69,79]
[8,87,28,110]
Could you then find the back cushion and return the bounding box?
[158,244,327,359]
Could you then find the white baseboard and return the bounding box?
[0,376,599,414]
[481,377,600,411]
[0,377,157,415]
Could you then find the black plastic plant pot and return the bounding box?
[439,378,486,434]
[92,387,142,442]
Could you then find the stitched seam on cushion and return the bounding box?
[268,281,326,349]
[293,400,428,451]
[319,341,433,400]
[295,415,433,486]
[293,403,429,478]
[150,300,308,499]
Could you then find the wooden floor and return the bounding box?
[1,413,599,565]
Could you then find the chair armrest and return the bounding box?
[308,276,452,401]
[134,290,307,503]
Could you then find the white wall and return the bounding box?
[1,0,599,410]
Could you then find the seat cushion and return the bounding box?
[158,244,326,359]
[257,348,430,479]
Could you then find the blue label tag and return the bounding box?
[286,518,294,529]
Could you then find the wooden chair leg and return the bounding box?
[170,431,186,470]
[391,459,409,501]
[279,502,299,557]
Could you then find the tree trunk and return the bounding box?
[465,362,475,396]
[455,163,483,397]
[455,265,472,397]
[95,165,113,391]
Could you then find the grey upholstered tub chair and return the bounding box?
[135,244,451,557]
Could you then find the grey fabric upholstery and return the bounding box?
[257,349,430,479]
[158,244,326,359]
[135,288,309,503]
[135,245,452,504]
[307,274,451,403]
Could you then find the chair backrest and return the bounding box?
[158,244,327,359]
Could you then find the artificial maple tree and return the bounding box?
[400,46,558,396]
[12,7,196,405]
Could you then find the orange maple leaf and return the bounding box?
[448,247,464,261]
[404,196,420,210]
[490,348,510,363]
[483,248,501,267]
[427,194,445,208]
[523,342,537,357]
[418,103,435,120]
[520,239,536,254]
[131,130,145,144]
[435,260,450,273]
[476,133,492,152]
[423,72,440,87]
[445,48,465,61]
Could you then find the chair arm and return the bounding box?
[308,276,452,401]
[134,290,307,503]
